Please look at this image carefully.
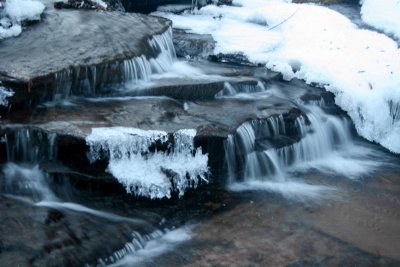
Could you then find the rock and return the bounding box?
[120,0,231,14]
[0,8,171,110]
[173,28,215,59]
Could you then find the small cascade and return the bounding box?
[1,128,59,201]
[53,27,176,99]
[2,163,57,201]
[96,230,163,266]
[225,105,354,184]
[86,127,209,199]
[3,127,58,163]
[95,226,192,267]
[215,81,266,97]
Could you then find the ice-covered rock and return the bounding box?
[86,127,209,199]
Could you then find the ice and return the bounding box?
[361,0,400,40]
[0,84,14,106]
[0,0,45,39]
[153,0,400,154]
[86,127,209,199]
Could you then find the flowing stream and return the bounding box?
[1,3,400,266]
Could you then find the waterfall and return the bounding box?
[86,128,209,199]
[1,127,59,201]
[53,27,176,99]
[215,81,266,98]
[3,127,58,163]
[223,103,371,199]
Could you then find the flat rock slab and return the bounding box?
[2,96,297,140]
[0,8,171,83]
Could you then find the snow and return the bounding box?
[153,0,400,154]
[0,0,45,40]
[92,0,107,9]
[86,127,209,199]
[361,0,400,40]
[4,0,45,22]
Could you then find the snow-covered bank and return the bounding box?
[361,0,400,40]
[0,0,45,39]
[154,0,400,153]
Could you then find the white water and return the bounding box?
[2,163,58,201]
[53,27,177,99]
[106,227,192,267]
[226,103,386,200]
[86,128,209,199]
[215,81,266,98]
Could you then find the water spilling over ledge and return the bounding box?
[0,8,173,108]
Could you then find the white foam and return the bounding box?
[86,127,209,199]
[154,0,400,154]
[361,0,400,40]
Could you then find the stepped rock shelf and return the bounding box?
[0,8,172,107]
[0,7,330,199]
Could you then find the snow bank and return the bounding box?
[4,0,45,22]
[153,0,400,153]
[361,0,400,40]
[86,127,208,199]
[0,0,45,40]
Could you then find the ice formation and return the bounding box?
[361,0,400,40]
[0,0,45,39]
[0,83,14,107]
[154,0,400,153]
[86,127,209,199]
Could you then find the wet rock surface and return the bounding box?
[0,8,171,103]
[142,166,400,267]
[173,29,216,59]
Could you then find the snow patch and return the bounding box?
[86,127,209,199]
[153,0,400,153]
[4,0,45,22]
[0,0,45,39]
[361,0,400,40]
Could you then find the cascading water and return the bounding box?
[215,81,266,98]
[1,128,59,202]
[86,127,209,199]
[225,102,381,199]
[53,27,177,99]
